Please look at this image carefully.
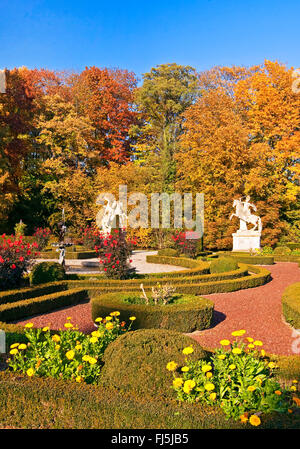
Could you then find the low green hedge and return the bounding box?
[91,292,214,332]
[100,329,208,400]
[216,252,274,265]
[0,288,88,323]
[157,248,180,257]
[30,262,66,285]
[0,282,68,306]
[210,257,239,274]
[39,250,97,260]
[286,242,300,250]
[273,255,300,263]
[282,282,300,329]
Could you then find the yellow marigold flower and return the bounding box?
[181,366,189,372]
[52,334,60,343]
[248,344,255,349]
[166,361,178,372]
[10,343,19,348]
[183,379,196,394]
[26,368,35,377]
[129,316,136,321]
[275,390,281,395]
[268,362,276,369]
[64,322,73,329]
[220,339,230,346]
[254,340,263,346]
[206,372,213,379]
[95,317,102,322]
[9,348,18,355]
[75,344,82,350]
[204,382,215,391]
[105,316,112,321]
[55,345,60,350]
[42,327,49,332]
[82,355,90,362]
[247,385,256,392]
[249,415,261,426]
[232,347,242,355]
[18,344,27,350]
[66,350,75,360]
[231,330,246,337]
[290,386,297,391]
[292,380,298,384]
[88,357,97,365]
[90,336,98,343]
[246,337,254,343]
[182,346,194,355]
[76,376,83,383]
[25,323,33,328]
[209,392,217,401]
[105,322,114,330]
[202,364,212,373]
[229,364,236,370]
[292,396,300,406]
[240,414,248,423]
[218,354,226,360]
[261,349,266,356]
[110,311,120,316]
[67,317,72,320]
[92,330,101,338]
[173,378,184,388]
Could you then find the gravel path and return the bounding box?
[14,262,300,356]
[190,262,300,356]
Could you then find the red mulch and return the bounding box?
[14,262,300,356]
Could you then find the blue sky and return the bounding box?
[0,0,299,82]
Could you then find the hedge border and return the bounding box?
[282,282,300,329]
[91,292,214,332]
[39,250,97,260]
[215,252,274,265]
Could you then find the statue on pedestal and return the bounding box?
[230,196,262,252]
[96,196,127,234]
[230,196,262,233]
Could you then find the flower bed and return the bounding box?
[91,292,214,332]
[282,282,300,329]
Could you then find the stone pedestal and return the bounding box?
[232,231,261,252]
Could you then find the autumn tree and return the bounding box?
[71,67,137,166]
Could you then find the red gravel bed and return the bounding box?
[14,262,300,356]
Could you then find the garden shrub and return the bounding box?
[210,257,239,274]
[167,330,299,426]
[100,328,208,400]
[33,227,52,250]
[30,262,66,285]
[282,282,300,329]
[0,235,39,290]
[95,228,136,279]
[273,246,292,255]
[91,292,214,332]
[7,313,133,384]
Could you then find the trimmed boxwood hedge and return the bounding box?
[0,288,88,322]
[0,282,68,306]
[39,250,97,259]
[215,252,274,265]
[91,292,214,332]
[282,282,300,329]
[100,329,208,400]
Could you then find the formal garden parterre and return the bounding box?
[0,232,299,429]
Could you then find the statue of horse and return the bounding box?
[230,197,262,232]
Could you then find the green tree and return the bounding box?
[132,63,199,192]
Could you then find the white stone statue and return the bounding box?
[230,196,262,251]
[96,196,127,234]
[230,196,262,233]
